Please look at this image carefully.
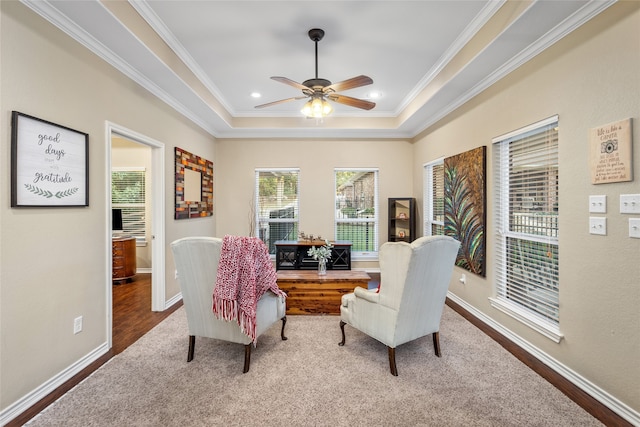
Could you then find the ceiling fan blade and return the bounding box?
[327,94,376,110]
[271,76,311,92]
[255,96,306,109]
[324,75,373,93]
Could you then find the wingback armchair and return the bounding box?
[171,236,287,373]
[339,235,460,375]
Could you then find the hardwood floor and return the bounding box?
[112,274,182,354]
[7,273,182,427]
[8,274,630,426]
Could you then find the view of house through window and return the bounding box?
[493,116,560,332]
[111,168,146,242]
[335,169,378,256]
[424,159,444,236]
[255,169,300,254]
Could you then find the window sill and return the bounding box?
[489,297,564,343]
[352,253,378,262]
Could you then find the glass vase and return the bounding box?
[318,258,327,275]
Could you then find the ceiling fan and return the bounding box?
[255,28,376,117]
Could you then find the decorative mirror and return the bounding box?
[175,147,213,219]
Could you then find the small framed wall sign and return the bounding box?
[11,111,89,207]
[589,118,633,184]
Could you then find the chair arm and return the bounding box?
[354,286,380,303]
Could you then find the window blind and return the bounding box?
[255,169,300,254]
[494,116,559,325]
[424,160,444,236]
[112,169,146,241]
[335,169,379,256]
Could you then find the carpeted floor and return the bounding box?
[26,306,602,426]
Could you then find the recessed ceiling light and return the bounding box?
[250,92,261,98]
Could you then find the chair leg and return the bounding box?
[281,316,288,341]
[433,332,441,357]
[187,335,195,362]
[388,347,398,376]
[338,320,346,346]
[243,344,252,373]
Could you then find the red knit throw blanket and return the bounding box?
[213,235,285,344]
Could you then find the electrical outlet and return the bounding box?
[459,274,467,285]
[74,316,83,334]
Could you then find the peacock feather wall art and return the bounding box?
[444,146,486,277]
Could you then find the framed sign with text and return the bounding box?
[11,111,89,207]
[589,118,633,184]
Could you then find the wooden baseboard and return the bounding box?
[445,298,632,427]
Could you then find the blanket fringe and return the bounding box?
[212,300,258,345]
[239,311,257,346]
[213,298,238,323]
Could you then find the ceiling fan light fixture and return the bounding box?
[256,28,374,114]
[301,96,333,118]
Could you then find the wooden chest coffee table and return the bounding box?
[277,270,371,315]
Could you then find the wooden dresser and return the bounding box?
[112,236,136,283]
[277,270,370,315]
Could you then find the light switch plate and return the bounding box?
[589,217,607,235]
[589,195,606,213]
[629,218,640,239]
[620,194,640,214]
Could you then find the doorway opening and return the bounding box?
[107,122,166,350]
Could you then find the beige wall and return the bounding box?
[214,138,413,270]
[413,2,640,412]
[0,1,215,412]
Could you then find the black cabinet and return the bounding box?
[274,240,352,270]
[388,198,416,243]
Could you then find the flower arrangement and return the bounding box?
[308,240,333,275]
[307,239,333,263]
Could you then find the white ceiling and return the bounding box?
[23,0,614,139]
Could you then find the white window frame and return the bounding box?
[490,115,563,343]
[111,167,147,244]
[334,168,379,259]
[423,158,444,236]
[255,168,300,255]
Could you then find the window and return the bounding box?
[491,116,562,342]
[112,168,146,242]
[255,169,300,255]
[423,159,444,236]
[335,169,378,257]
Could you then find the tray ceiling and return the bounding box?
[22,0,614,139]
